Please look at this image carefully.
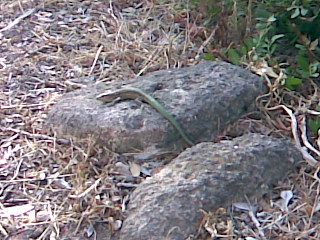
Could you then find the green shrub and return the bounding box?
[197,0,320,133]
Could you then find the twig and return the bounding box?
[300,116,320,157]
[267,105,319,167]
[0,8,35,33]
[195,25,218,60]
[0,174,76,184]
[304,109,320,116]
[136,48,161,76]
[1,127,70,145]
[1,102,55,109]
[69,178,101,199]
[89,45,103,76]
[11,155,26,181]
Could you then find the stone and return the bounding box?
[47,61,266,155]
[117,134,302,240]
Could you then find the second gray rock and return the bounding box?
[118,134,302,240]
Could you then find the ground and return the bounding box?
[0,0,319,239]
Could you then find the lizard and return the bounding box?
[96,86,194,146]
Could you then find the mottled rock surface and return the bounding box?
[47,61,266,154]
[117,134,302,240]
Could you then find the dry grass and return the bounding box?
[0,0,319,239]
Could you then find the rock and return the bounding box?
[46,61,266,154]
[117,134,302,240]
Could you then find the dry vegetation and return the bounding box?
[0,0,319,239]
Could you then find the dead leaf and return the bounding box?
[0,204,34,217]
[129,162,141,177]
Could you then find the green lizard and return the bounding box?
[96,87,194,146]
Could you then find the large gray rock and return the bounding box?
[47,61,266,154]
[117,134,302,240]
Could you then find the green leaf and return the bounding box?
[270,44,277,54]
[254,8,272,19]
[308,118,320,134]
[202,53,215,61]
[244,37,255,49]
[310,62,320,75]
[240,45,248,55]
[270,34,285,45]
[252,37,259,46]
[256,23,267,30]
[297,54,309,72]
[227,49,241,65]
[287,6,296,11]
[267,15,277,22]
[285,76,302,90]
[300,8,308,16]
[295,44,306,50]
[291,8,300,18]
